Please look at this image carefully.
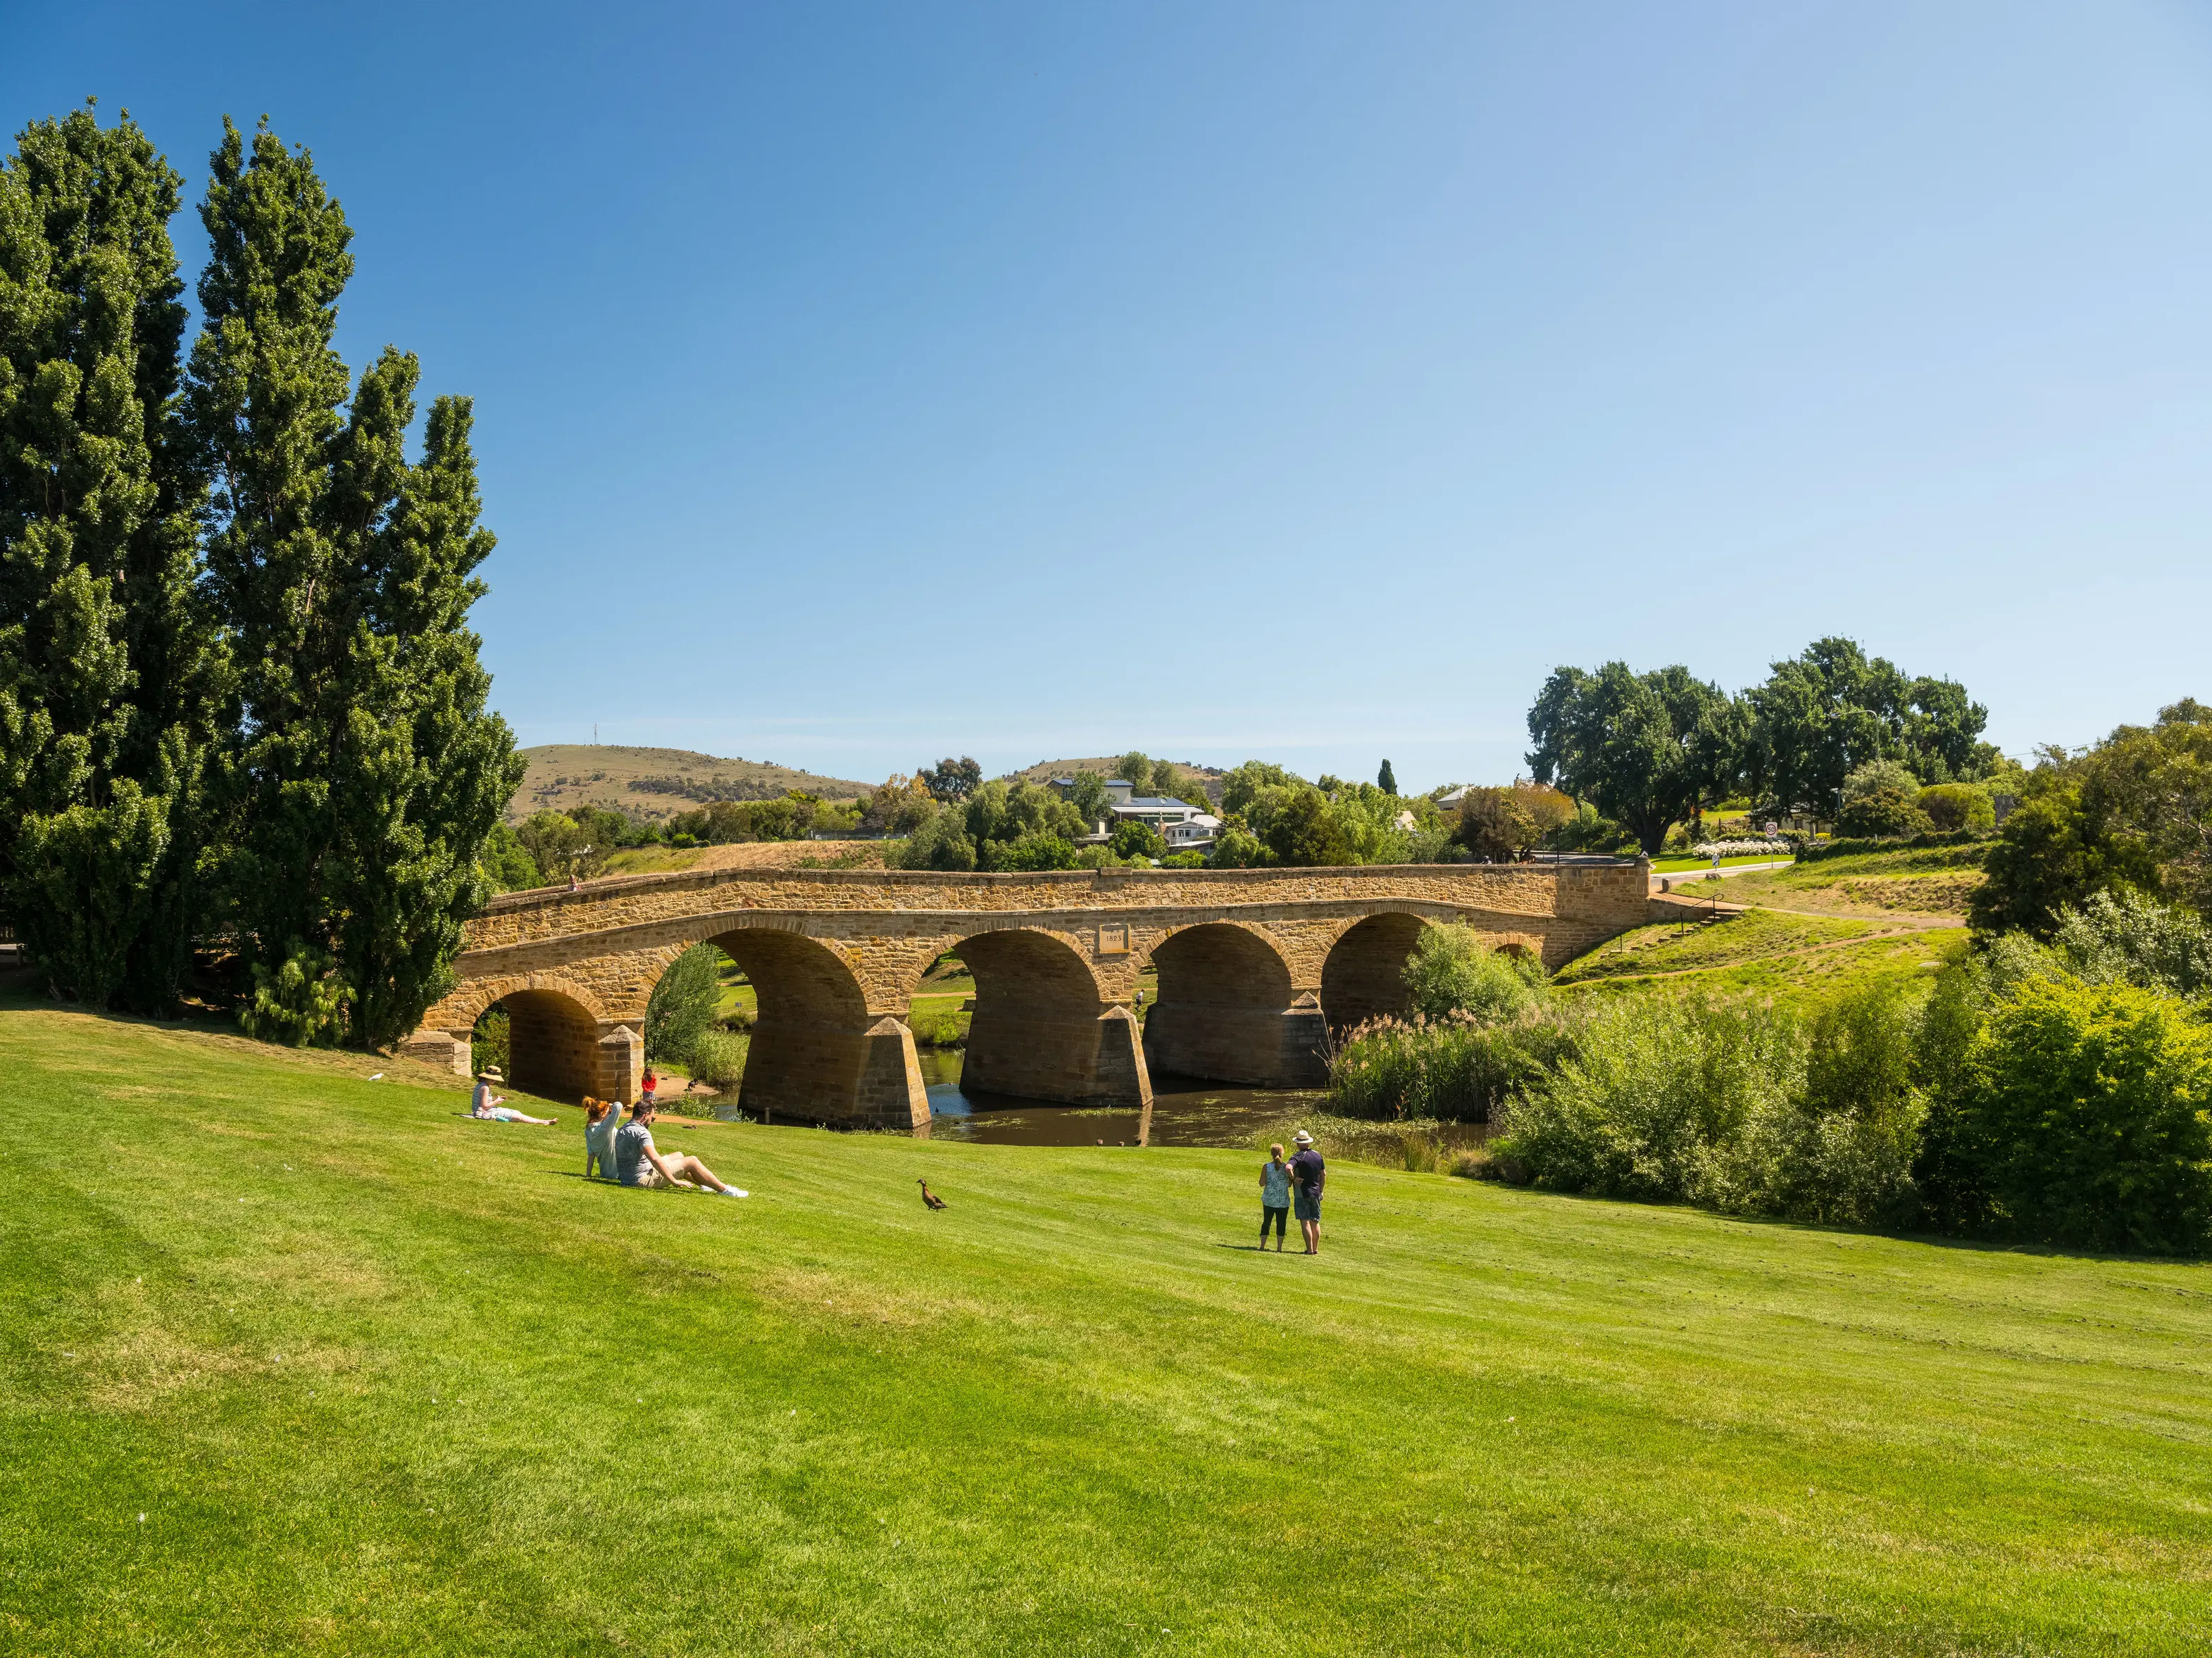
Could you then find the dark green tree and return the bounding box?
[187,118,521,1045]
[1918,978,2212,1255]
[1525,662,1740,855]
[918,755,982,802]
[645,942,724,1067]
[1973,702,2212,936]
[0,105,225,1010]
[1377,758,1398,796]
[1264,786,1355,867]
[1108,818,1166,860]
[1748,638,1991,814]
[1063,770,1111,828]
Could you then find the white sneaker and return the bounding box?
[723,1187,749,1198]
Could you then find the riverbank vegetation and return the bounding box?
[1330,875,2212,1253]
[6,993,2209,1655]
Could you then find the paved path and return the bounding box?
[1651,859,1795,891]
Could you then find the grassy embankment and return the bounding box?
[1554,909,1968,1008]
[1546,843,1985,1009]
[1676,844,1987,919]
[4,998,2208,1655]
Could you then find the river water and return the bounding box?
[913,1047,1327,1148]
[712,1047,1332,1148]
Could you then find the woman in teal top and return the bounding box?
[1258,1143,1292,1252]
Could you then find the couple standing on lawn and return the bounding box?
[1259,1131,1324,1255]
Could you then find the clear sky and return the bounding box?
[11,2,2211,791]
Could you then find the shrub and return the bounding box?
[1918,783,1994,833]
[1492,996,1804,1205]
[1757,980,1927,1226]
[909,1009,968,1048]
[1206,827,1273,869]
[1403,924,1545,1023]
[1327,1013,1558,1122]
[686,1028,749,1089]
[237,943,351,1048]
[1398,1133,1444,1174]
[1689,839,1791,859]
[479,822,544,891]
[989,830,1080,872]
[1837,760,1932,839]
[2051,890,2212,998]
[1921,979,2212,1254]
[470,1006,510,1079]
[1161,850,1206,868]
[1109,819,1167,860]
[889,811,977,871]
[645,943,723,1067]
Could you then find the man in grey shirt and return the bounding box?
[614,1101,746,1196]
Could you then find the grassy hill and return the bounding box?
[6,996,2208,1654]
[508,744,875,824]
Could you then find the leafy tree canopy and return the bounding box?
[918,755,982,802]
[1525,662,1740,855]
[1748,637,1994,812]
[1973,700,2212,936]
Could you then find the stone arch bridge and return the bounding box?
[401,860,1650,1129]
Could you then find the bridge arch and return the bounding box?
[461,976,616,1103]
[1320,912,1433,1035]
[1142,922,1324,1086]
[940,926,1149,1107]
[678,924,923,1126]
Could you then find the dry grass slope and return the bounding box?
[508,744,876,824]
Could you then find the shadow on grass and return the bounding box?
[1497,1179,2208,1267]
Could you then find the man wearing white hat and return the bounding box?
[1289,1129,1325,1255]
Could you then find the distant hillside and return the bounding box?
[508,746,875,824]
[1004,757,1226,805]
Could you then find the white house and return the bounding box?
[1163,814,1221,853]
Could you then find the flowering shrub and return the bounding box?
[1689,839,1791,859]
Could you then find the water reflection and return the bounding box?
[916,1045,1328,1148]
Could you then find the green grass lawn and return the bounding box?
[1647,854,1792,874]
[6,999,2209,1655]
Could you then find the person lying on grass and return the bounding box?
[613,1100,747,1197]
[471,1068,556,1126]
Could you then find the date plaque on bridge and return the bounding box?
[1096,923,1130,955]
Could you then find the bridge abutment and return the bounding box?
[1143,997,1328,1088]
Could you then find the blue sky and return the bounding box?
[11,2,2211,790]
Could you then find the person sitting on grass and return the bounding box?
[582,1097,623,1179]
[471,1067,556,1126]
[1258,1142,1292,1252]
[613,1100,746,1197]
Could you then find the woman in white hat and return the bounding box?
[470,1067,556,1126]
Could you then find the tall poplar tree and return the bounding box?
[188,118,521,1045]
[0,105,223,1008]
